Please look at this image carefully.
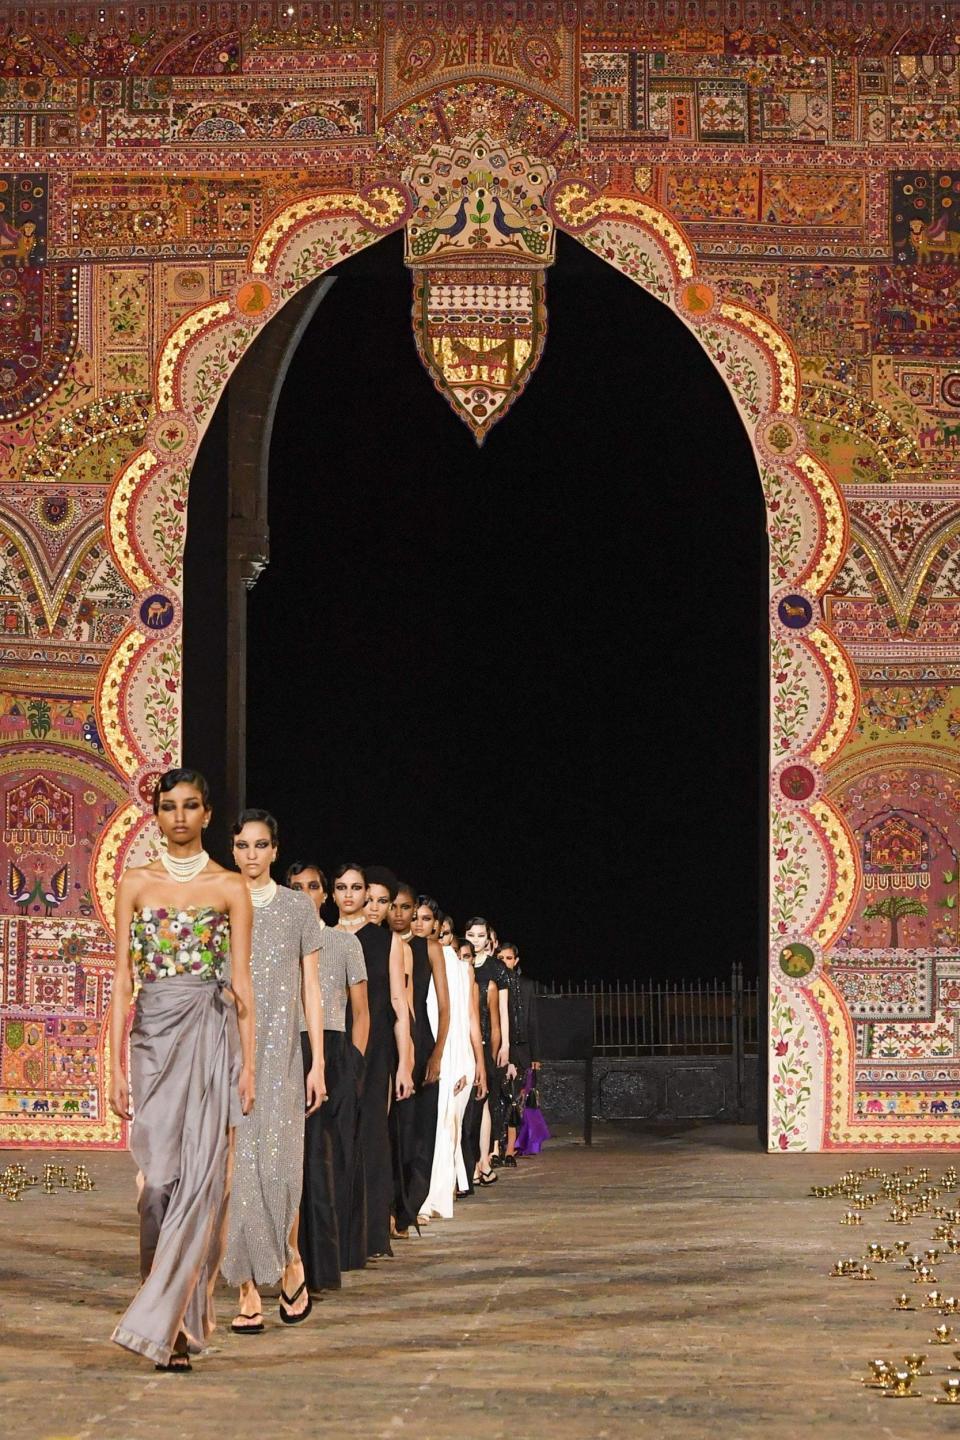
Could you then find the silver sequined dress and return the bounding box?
[222,887,323,1287]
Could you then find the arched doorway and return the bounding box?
[184,228,767,995]
[101,171,855,1151]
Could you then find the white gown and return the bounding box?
[423,947,475,1218]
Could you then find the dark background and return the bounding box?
[187,229,766,982]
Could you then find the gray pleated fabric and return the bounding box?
[112,974,239,1366]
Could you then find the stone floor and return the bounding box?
[1,1124,958,1440]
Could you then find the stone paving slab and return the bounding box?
[0,1125,957,1440]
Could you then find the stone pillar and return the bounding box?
[220,275,336,822]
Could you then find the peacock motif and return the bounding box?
[7,860,69,915]
[403,130,556,443]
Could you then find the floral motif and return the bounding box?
[581,226,671,302]
[150,465,189,583]
[277,223,379,302]
[771,634,811,754]
[141,641,181,766]
[131,906,230,983]
[769,984,814,1149]
[762,465,806,582]
[190,320,257,420]
[771,808,811,936]
[699,324,762,420]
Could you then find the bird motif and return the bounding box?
[43,864,69,916]
[409,196,469,258]
[8,860,29,911]
[490,196,550,255]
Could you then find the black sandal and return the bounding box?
[230,1312,265,1335]
[478,1169,498,1186]
[278,1280,313,1326]
[155,1353,192,1372]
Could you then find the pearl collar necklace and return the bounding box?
[250,879,278,909]
[159,848,210,883]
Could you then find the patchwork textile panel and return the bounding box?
[0,0,959,1151]
[0,917,119,1146]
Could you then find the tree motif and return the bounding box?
[861,894,928,948]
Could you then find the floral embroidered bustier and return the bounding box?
[131,906,230,984]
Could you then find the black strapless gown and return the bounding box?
[394,937,440,1230]
[356,923,396,1258]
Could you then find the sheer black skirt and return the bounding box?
[299,1030,366,1290]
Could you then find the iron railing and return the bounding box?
[540,964,760,1058]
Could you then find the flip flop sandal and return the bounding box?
[155,1354,193,1372]
[278,1281,313,1326]
[230,1312,265,1335]
[478,1170,498,1186]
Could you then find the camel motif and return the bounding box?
[908,216,960,264]
[0,219,37,268]
[144,598,173,627]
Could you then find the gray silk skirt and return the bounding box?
[112,975,240,1365]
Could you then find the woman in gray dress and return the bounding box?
[108,767,255,1372]
[222,810,326,1331]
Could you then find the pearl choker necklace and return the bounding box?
[250,879,278,909]
[159,848,210,883]
[337,916,365,932]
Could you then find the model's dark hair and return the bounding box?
[365,865,398,900]
[440,912,454,928]
[465,916,490,934]
[233,808,278,846]
[459,939,475,956]
[333,862,367,884]
[394,881,416,902]
[152,767,210,815]
[416,894,440,919]
[286,861,327,890]
[496,940,519,955]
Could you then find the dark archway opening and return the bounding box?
[186,229,767,993]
